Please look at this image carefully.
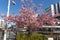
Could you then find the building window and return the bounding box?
[58,3,60,13]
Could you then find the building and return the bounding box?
[42,2,60,40]
[45,2,60,17]
[45,2,60,25]
[0,19,5,28]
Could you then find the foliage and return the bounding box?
[30,33,43,40]
[16,33,46,40]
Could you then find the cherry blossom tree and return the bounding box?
[0,0,60,32]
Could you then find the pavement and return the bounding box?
[0,31,3,40]
[0,31,16,40]
[6,31,16,40]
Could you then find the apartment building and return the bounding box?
[45,2,60,16]
[45,2,60,25]
[40,2,60,40]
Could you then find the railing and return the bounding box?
[42,26,60,28]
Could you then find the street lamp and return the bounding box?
[3,0,16,40]
[11,0,16,5]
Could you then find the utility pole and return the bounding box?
[3,0,16,40]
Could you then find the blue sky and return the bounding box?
[0,0,60,15]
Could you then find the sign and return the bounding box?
[48,37,53,40]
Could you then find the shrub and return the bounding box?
[30,33,43,40]
[16,33,46,40]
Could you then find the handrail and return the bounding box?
[42,26,60,28]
